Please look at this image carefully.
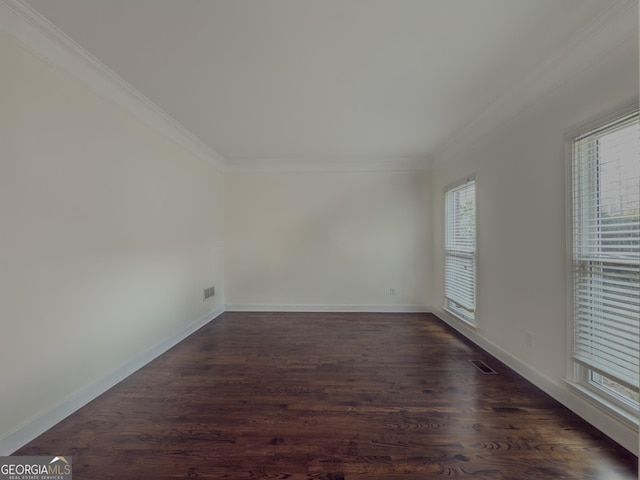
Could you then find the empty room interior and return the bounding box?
[1,0,639,478]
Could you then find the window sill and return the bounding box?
[563,379,639,431]
[443,307,477,329]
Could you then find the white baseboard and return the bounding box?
[7,305,633,456]
[224,304,432,313]
[0,306,225,456]
[432,307,638,455]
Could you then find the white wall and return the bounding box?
[0,34,225,451]
[225,171,431,310]
[430,35,639,453]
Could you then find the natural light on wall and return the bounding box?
[569,109,640,421]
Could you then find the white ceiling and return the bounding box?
[19,0,624,169]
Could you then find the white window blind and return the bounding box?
[445,179,476,323]
[571,111,640,392]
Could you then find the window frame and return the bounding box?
[565,102,640,425]
[444,177,477,326]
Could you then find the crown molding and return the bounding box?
[225,156,431,173]
[0,0,227,172]
[3,0,634,175]
[430,0,638,167]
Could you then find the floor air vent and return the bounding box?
[470,360,497,374]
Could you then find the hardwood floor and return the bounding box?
[14,312,637,479]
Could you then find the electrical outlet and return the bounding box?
[526,331,534,348]
[203,286,215,300]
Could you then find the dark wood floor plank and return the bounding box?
[14,312,637,479]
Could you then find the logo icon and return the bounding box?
[0,455,72,479]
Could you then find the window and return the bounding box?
[445,179,476,325]
[569,109,639,418]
